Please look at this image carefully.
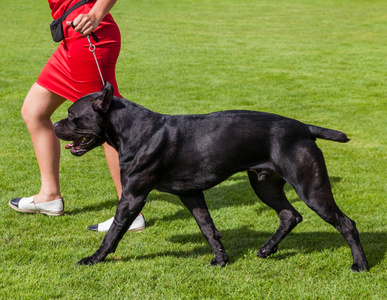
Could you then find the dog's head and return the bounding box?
[55,82,114,156]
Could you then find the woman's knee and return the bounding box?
[21,97,35,124]
[21,83,66,125]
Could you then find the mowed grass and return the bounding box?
[0,0,386,299]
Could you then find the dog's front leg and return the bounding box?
[179,192,229,267]
[77,193,147,265]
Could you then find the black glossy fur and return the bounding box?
[55,82,368,271]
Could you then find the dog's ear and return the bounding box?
[93,82,114,113]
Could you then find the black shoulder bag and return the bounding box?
[49,0,91,42]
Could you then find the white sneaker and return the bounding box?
[9,196,64,216]
[88,214,145,232]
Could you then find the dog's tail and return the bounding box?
[307,124,350,143]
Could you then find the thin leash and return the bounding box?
[86,34,105,86]
[70,21,105,86]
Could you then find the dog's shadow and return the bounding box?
[111,227,385,269]
[111,175,384,269]
[73,174,385,269]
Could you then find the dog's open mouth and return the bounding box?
[65,137,95,156]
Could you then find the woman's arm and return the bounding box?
[66,0,118,36]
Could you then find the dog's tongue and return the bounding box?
[65,143,73,150]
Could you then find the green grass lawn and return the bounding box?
[0,0,386,298]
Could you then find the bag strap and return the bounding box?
[57,0,92,22]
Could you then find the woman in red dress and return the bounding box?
[9,0,145,232]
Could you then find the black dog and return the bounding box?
[54,82,369,272]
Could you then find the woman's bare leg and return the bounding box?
[103,143,122,198]
[91,143,144,231]
[103,143,142,216]
[21,83,66,203]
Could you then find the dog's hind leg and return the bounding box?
[283,140,369,272]
[248,171,303,258]
[179,192,229,267]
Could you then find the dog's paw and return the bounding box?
[257,245,278,258]
[210,251,229,267]
[350,261,369,272]
[76,255,100,266]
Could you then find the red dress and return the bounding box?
[37,0,122,102]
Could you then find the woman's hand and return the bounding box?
[66,0,117,37]
[66,14,98,37]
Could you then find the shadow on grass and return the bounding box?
[72,174,384,269]
[110,227,385,270]
[65,198,118,215]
